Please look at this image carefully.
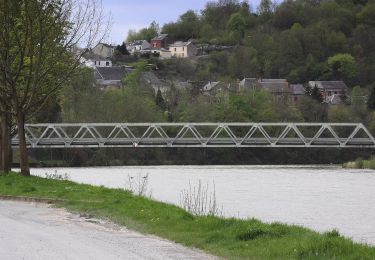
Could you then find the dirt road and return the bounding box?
[0,200,216,260]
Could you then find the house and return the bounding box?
[203,81,228,94]
[92,43,115,59]
[308,81,348,104]
[81,52,112,68]
[290,84,305,102]
[127,40,151,54]
[257,79,291,98]
[151,34,170,49]
[169,41,198,58]
[150,48,172,59]
[239,78,258,91]
[140,71,169,95]
[94,66,132,89]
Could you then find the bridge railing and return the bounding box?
[11,122,375,148]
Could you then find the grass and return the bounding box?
[343,157,375,169]
[1,173,375,259]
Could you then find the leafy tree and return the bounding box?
[327,53,358,82]
[227,13,246,38]
[0,0,107,175]
[127,21,159,42]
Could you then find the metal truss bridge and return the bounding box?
[11,123,375,149]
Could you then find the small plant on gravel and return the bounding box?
[124,173,151,197]
[180,180,221,217]
[45,170,70,180]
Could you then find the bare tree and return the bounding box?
[0,0,109,176]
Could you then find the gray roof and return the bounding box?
[169,41,191,47]
[259,79,290,93]
[95,66,132,81]
[309,81,348,91]
[97,42,115,48]
[290,84,305,95]
[152,34,168,41]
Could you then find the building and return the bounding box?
[94,66,132,89]
[169,41,198,58]
[290,84,305,102]
[92,43,115,59]
[151,34,170,49]
[127,40,151,54]
[308,81,349,104]
[150,48,172,59]
[239,78,258,91]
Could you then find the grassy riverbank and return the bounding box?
[1,174,374,259]
[343,158,375,169]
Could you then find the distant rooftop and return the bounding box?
[169,41,192,47]
[95,66,132,81]
[290,84,305,95]
[152,34,168,41]
[309,81,348,90]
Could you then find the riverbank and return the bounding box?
[1,173,374,259]
[343,158,375,169]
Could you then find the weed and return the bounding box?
[180,180,221,216]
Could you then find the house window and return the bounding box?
[327,91,332,96]
[106,61,109,66]
[182,47,184,51]
[174,48,176,52]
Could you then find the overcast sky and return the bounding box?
[102,0,265,44]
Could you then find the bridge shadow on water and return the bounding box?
[21,147,375,167]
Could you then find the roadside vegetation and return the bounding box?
[1,173,374,260]
[343,157,375,169]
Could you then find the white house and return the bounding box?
[169,41,198,58]
[127,40,151,54]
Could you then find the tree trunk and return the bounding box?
[1,115,11,173]
[0,113,11,174]
[17,111,30,176]
[0,120,3,173]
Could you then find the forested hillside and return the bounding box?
[128,0,375,87]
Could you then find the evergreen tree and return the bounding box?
[116,42,129,55]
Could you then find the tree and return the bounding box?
[116,42,129,55]
[0,0,108,176]
[327,53,358,82]
[127,21,159,42]
[155,90,167,111]
[227,13,246,39]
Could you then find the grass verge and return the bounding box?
[1,173,374,259]
[343,157,375,169]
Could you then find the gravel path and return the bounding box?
[0,200,217,260]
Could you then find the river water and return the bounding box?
[30,165,375,245]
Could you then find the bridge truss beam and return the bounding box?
[11,123,375,148]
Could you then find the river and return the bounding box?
[30,165,375,245]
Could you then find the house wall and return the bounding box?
[92,44,114,58]
[170,44,197,58]
[94,60,112,67]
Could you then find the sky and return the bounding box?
[102,0,264,45]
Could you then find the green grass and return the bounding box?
[1,173,374,259]
[343,157,375,169]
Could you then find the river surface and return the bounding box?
[30,165,375,245]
